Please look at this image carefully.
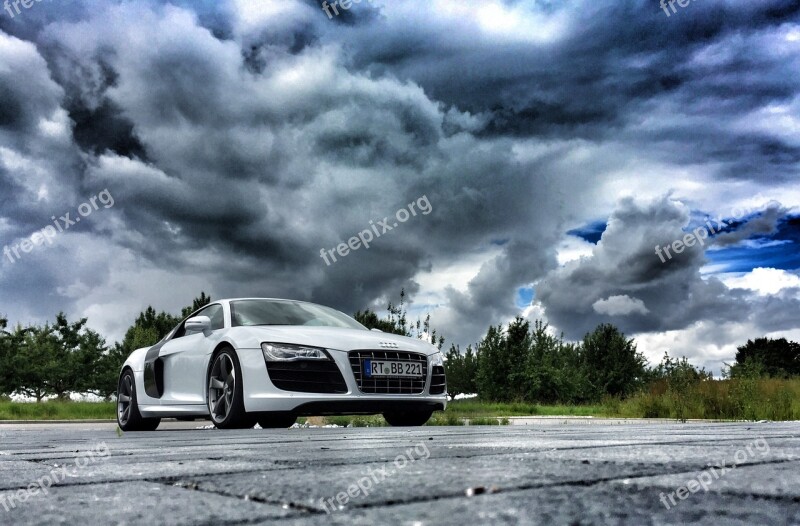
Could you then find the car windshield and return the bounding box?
[230,299,366,330]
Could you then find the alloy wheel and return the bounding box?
[208,353,236,424]
[117,374,133,426]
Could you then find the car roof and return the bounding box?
[219,298,316,304]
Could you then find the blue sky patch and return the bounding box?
[704,215,800,273]
[516,286,535,307]
[566,220,607,244]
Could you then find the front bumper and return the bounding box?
[238,347,448,414]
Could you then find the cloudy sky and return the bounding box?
[1,0,799,374]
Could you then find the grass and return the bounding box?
[319,401,528,427]
[444,399,608,417]
[0,400,116,420]
[442,379,800,422]
[310,401,524,427]
[613,377,800,421]
[0,400,510,425]
[0,401,512,425]
[324,415,385,427]
[320,412,511,427]
[4,378,799,422]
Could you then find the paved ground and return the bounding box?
[1,421,799,525]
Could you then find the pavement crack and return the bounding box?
[155,478,323,517]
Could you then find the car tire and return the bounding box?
[117,369,161,431]
[256,413,297,429]
[207,347,255,429]
[383,409,434,427]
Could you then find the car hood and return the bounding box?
[229,326,440,355]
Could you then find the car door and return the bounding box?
[158,304,226,406]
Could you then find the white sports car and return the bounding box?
[116,298,447,431]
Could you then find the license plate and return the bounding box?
[363,359,422,378]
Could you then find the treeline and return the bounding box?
[0,314,119,401]
[0,293,213,400]
[1,290,798,407]
[0,290,431,401]
[442,317,699,403]
[441,316,800,408]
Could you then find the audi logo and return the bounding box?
[379,342,399,348]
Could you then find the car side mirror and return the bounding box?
[185,316,212,334]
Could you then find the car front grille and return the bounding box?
[265,360,348,394]
[429,365,446,395]
[348,350,428,394]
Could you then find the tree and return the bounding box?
[90,344,128,400]
[443,344,478,399]
[0,317,15,397]
[48,313,107,400]
[650,352,712,384]
[582,324,647,400]
[14,326,52,402]
[731,338,800,378]
[353,309,406,335]
[475,324,509,401]
[504,317,531,400]
[0,293,214,400]
[410,313,445,350]
[181,291,212,318]
[354,289,445,349]
[474,317,533,402]
[11,314,108,401]
[120,306,180,353]
[92,292,212,398]
[525,320,589,404]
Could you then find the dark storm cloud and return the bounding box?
[535,196,800,340]
[709,203,787,247]
[0,2,563,338]
[345,0,800,179]
[0,0,798,356]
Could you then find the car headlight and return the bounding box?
[429,352,444,367]
[261,343,332,362]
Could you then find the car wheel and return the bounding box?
[117,370,161,431]
[256,413,297,429]
[382,409,434,427]
[207,348,255,429]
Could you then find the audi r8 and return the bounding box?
[116,298,447,431]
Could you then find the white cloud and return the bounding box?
[556,235,595,265]
[592,295,649,316]
[429,0,570,44]
[720,267,800,295]
[633,320,759,376]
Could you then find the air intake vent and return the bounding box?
[429,365,446,395]
[265,360,347,394]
